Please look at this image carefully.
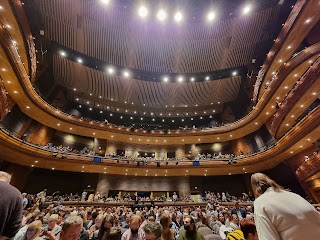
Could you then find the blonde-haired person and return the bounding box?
[251,173,320,240]
[24,221,42,240]
[14,220,42,240]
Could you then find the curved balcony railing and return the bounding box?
[0,105,319,171]
[270,56,320,137]
[1,14,320,139]
[253,0,307,102]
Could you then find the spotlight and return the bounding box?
[157,9,167,21]
[123,71,130,78]
[60,51,66,57]
[77,58,82,63]
[163,76,169,82]
[100,0,110,5]
[107,67,114,74]
[242,5,251,15]
[207,11,215,22]
[178,76,184,82]
[174,11,183,22]
[138,6,148,18]
[232,71,237,76]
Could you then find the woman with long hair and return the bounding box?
[251,172,320,240]
[160,214,175,240]
[97,215,114,240]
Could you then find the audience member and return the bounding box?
[0,180,23,238]
[121,215,145,240]
[59,216,83,240]
[179,216,205,240]
[239,219,258,240]
[0,171,11,183]
[251,173,320,240]
[143,222,162,240]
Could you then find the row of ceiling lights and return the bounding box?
[60,50,239,83]
[75,96,221,107]
[100,0,253,23]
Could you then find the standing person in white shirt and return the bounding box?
[251,172,320,240]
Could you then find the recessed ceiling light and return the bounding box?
[305,18,311,24]
[178,76,184,82]
[157,9,167,21]
[174,11,183,22]
[242,4,252,15]
[138,6,148,18]
[163,76,169,82]
[100,0,110,5]
[207,11,215,21]
[77,58,82,63]
[123,71,130,78]
[60,51,66,57]
[232,71,237,76]
[190,77,195,81]
[205,76,210,81]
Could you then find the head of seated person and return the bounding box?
[240,219,258,240]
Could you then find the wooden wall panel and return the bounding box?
[232,138,251,155]
[28,122,55,145]
[96,174,190,197]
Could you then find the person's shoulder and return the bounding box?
[0,182,22,199]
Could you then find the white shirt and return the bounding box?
[254,187,320,240]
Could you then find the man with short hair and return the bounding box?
[121,215,145,240]
[0,171,11,183]
[143,222,162,240]
[59,216,83,240]
[231,202,246,220]
[179,216,205,240]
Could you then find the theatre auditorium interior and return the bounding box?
[0,0,320,239]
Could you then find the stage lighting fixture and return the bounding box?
[174,11,183,22]
[100,0,110,5]
[207,11,215,22]
[138,6,148,18]
[123,71,130,78]
[59,51,66,57]
[232,71,237,76]
[242,5,251,15]
[107,67,114,74]
[157,9,167,21]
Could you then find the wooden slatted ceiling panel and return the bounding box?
[33,0,280,73]
[53,55,241,109]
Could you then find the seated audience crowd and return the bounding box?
[1,171,320,240]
